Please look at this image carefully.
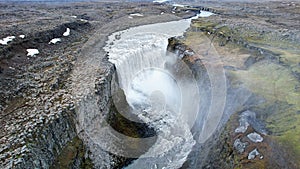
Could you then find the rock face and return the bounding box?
[235,110,267,135]
[15,109,77,169]
[0,17,91,168]
[233,139,248,154]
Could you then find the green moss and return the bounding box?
[233,62,299,105]
[267,48,300,75]
[50,136,93,169]
[182,31,207,47]
[265,101,300,161]
[217,26,232,37]
[232,62,300,165]
[244,32,300,50]
[191,19,217,32]
[109,102,141,138]
[179,18,300,166]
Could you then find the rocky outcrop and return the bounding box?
[0,15,92,169]
[15,107,77,169]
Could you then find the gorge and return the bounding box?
[78,13,214,168]
[0,1,299,169]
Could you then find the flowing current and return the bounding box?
[104,13,212,169]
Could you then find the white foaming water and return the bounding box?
[107,33,167,91]
[103,13,214,168]
[127,68,182,114]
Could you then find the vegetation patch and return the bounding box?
[181,17,300,168]
[50,136,94,169]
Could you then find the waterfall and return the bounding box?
[100,11,222,169]
[104,18,200,169]
[74,10,222,169]
[108,33,167,91]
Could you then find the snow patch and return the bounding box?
[71,15,77,18]
[153,0,170,3]
[49,38,61,44]
[173,4,186,8]
[0,36,15,45]
[130,13,144,17]
[63,28,70,36]
[19,35,25,39]
[199,11,215,17]
[80,19,88,22]
[26,49,39,57]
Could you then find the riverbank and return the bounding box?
[169,1,300,168]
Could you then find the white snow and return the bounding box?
[161,12,165,15]
[130,13,144,17]
[199,11,215,17]
[19,35,25,39]
[173,4,186,8]
[188,11,215,20]
[26,49,39,57]
[153,0,170,3]
[49,38,61,44]
[80,19,88,22]
[128,16,133,19]
[63,28,70,36]
[71,15,77,18]
[0,36,15,45]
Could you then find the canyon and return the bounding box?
[0,1,299,169]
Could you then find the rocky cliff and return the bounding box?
[0,18,91,168]
[0,2,188,168]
